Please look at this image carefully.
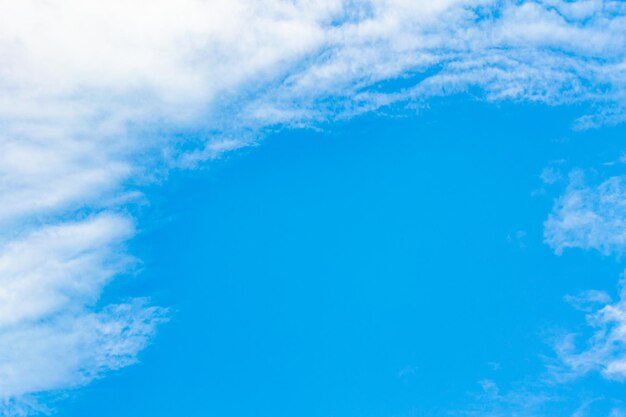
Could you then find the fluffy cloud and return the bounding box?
[545,172,626,255]
[3,0,626,414]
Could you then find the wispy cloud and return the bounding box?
[459,379,625,417]
[3,0,626,413]
[544,166,626,380]
[0,214,167,414]
[459,159,626,417]
[556,275,626,381]
[545,171,626,255]
[457,379,564,417]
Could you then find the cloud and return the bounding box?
[555,275,626,381]
[0,214,166,412]
[456,379,572,417]
[457,375,625,417]
[545,170,626,381]
[3,0,626,414]
[545,171,626,255]
[0,302,165,405]
[0,215,132,327]
[541,167,563,186]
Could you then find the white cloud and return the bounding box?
[556,276,626,381]
[2,0,626,414]
[0,301,164,401]
[544,167,626,384]
[541,167,563,185]
[545,172,626,255]
[457,379,567,417]
[0,214,133,327]
[0,214,166,412]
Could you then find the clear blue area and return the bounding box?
[64,100,626,416]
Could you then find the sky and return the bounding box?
[2,1,626,417]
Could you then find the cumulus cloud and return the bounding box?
[3,0,626,414]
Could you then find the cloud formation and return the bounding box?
[545,170,626,389]
[557,278,626,381]
[545,172,626,255]
[3,0,626,414]
[460,378,626,417]
[0,214,166,414]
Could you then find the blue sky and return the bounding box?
[3,1,626,417]
[57,101,626,416]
